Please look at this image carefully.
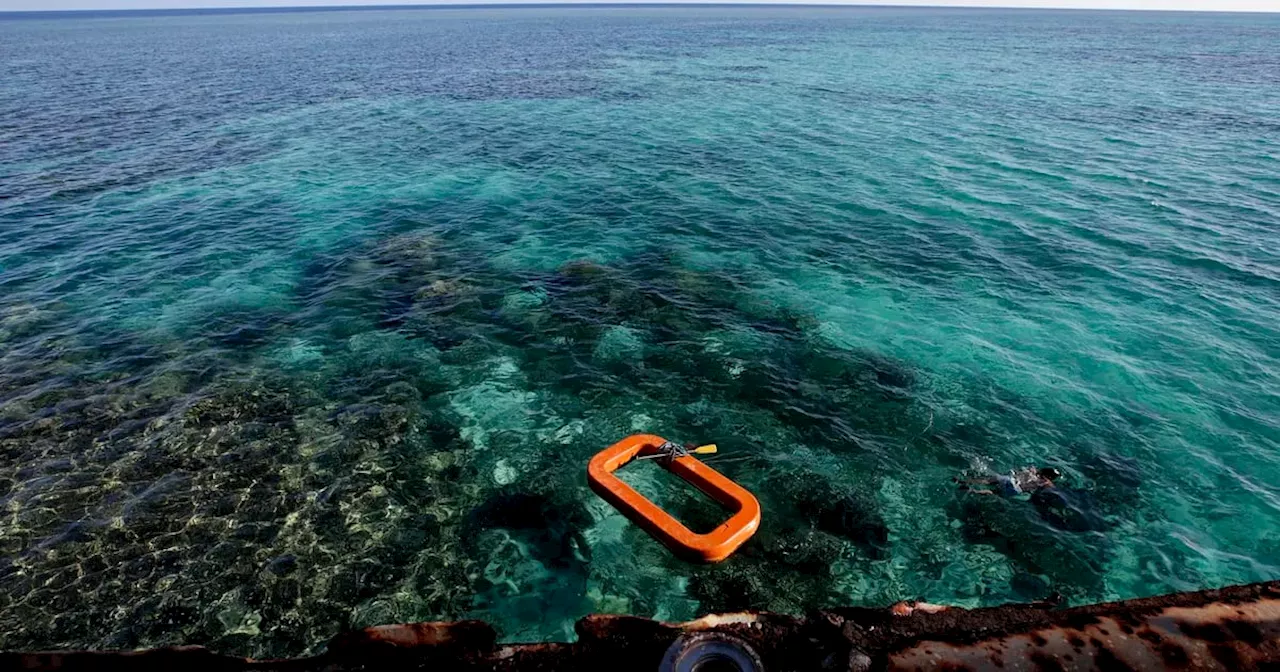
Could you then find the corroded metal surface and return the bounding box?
[4,581,1278,671]
[886,596,1280,671]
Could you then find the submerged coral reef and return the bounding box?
[0,231,1159,656]
[4,6,1277,660]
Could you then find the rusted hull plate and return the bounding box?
[884,591,1280,671]
[4,581,1278,671]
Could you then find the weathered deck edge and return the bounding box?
[6,581,1278,671]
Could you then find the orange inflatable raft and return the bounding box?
[587,434,761,563]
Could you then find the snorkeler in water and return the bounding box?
[959,466,1061,498]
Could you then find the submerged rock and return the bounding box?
[557,259,613,283]
[592,325,645,364]
[799,490,891,560]
[0,302,52,342]
[1030,487,1108,533]
[492,459,518,486]
[266,555,298,576]
[371,232,441,273]
[466,491,593,571]
[414,278,471,301]
[500,287,549,313]
[184,384,297,427]
[948,494,1108,602]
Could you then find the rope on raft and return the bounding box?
[634,440,693,463]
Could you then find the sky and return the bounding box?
[1,0,1277,12]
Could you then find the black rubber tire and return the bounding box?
[658,632,765,672]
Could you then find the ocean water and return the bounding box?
[1,4,1278,657]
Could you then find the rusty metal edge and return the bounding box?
[3,581,1278,671]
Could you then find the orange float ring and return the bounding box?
[587,434,761,563]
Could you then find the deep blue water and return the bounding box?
[1,5,1278,657]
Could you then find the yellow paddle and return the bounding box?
[635,442,718,461]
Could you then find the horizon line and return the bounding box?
[2,2,1277,16]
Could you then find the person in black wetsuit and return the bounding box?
[960,466,1107,532]
[959,466,1061,498]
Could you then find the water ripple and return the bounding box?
[0,4,1278,658]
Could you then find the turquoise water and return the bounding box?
[1,5,1278,657]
